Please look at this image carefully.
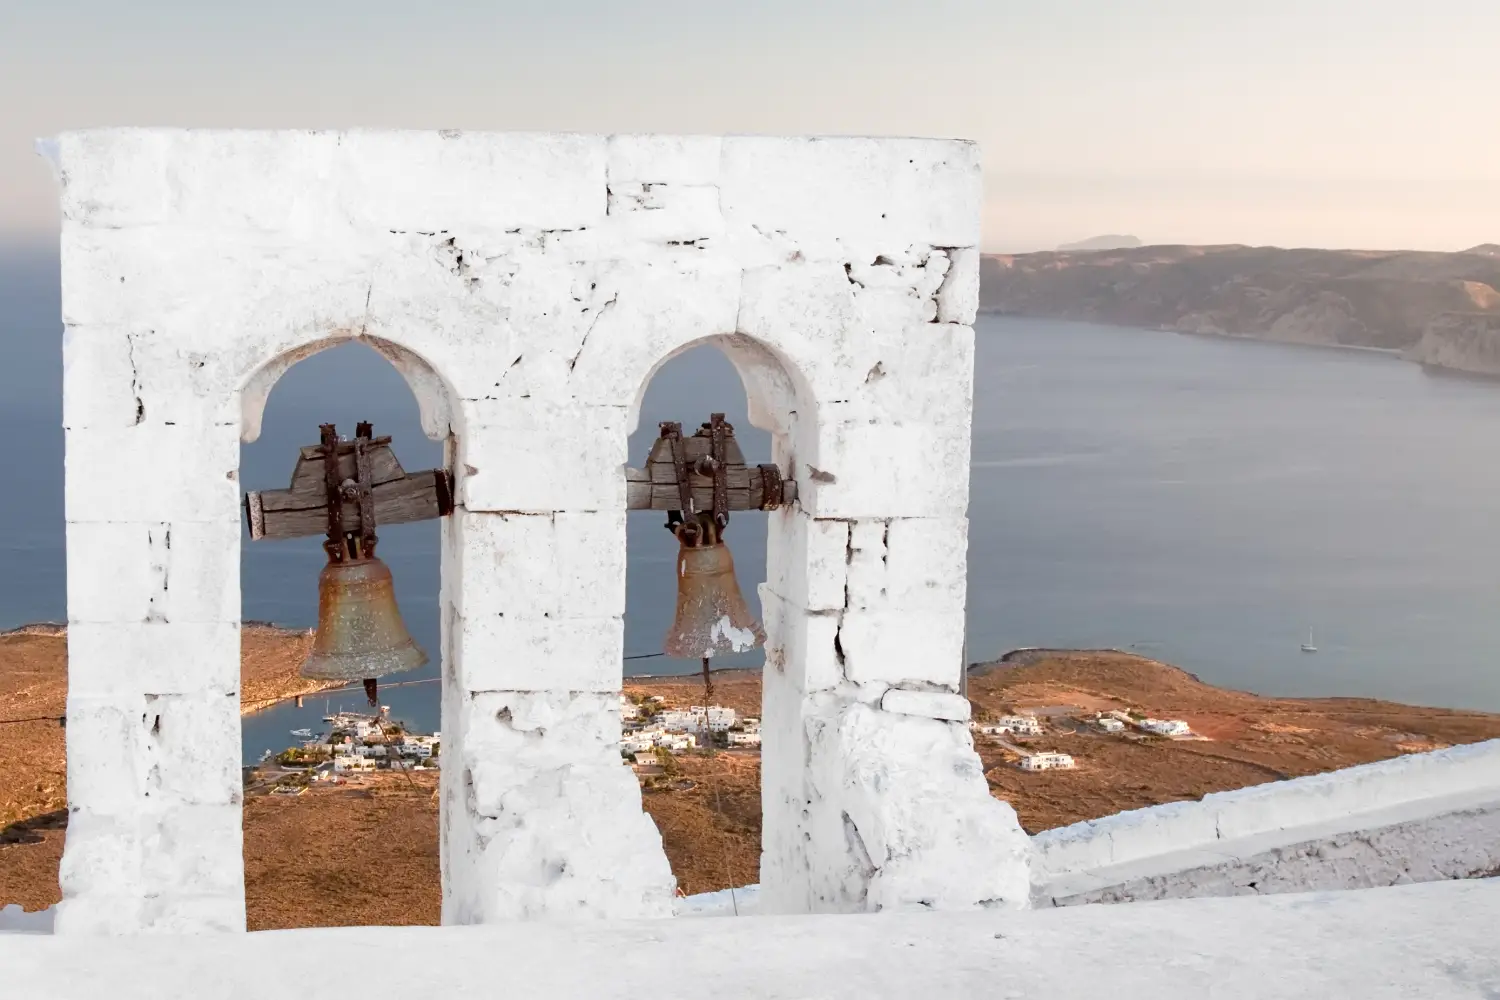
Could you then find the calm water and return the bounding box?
[3,245,1499,762]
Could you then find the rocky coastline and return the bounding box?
[980,243,1500,376]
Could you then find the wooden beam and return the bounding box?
[247,470,454,541]
[624,467,797,511]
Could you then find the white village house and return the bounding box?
[1019,752,1075,772]
[974,715,1043,737]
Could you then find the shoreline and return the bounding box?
[979,311,1409,359]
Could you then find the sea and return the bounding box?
[4,244,1500,763]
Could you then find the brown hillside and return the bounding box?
[979,244,1500,356]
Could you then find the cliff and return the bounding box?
[980,244,1500,363]
[1405,312,1500,376]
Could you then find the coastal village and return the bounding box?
[619,693,761,763]
[247,691,1193,789]
[970,708,1200,772]
[254,707,441,795]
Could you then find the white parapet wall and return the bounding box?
[1031,738,1500,906]
[3,881,1498,998]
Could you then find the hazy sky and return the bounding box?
[3,0,1497,252]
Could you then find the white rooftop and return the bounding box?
[4,879,1494,998]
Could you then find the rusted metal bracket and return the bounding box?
[246,423,454,543]
[320,423,345,561]
[708,413,730,530]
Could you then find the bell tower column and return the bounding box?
[55,396,246,934]
[438,405,677,923]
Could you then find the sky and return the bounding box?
[2,0,1497,253]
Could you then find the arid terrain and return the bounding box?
[5,636,1500,927]
[980,244,1500,373]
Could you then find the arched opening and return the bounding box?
[238,339,450,930]
[621,339,799,901]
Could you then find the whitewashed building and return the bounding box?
[1019,753,1075,772]
[1141,719,1192,736]
[1095,717,1126,733]
[728,731,762,747]
[687,706,738,731]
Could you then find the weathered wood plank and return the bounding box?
[646,463,755,488]
[624,467,797,511]
[247,470,450,541]
[644,432,746,468]
[287,440,405,495]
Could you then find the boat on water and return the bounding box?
[290,728,313,737]
[1300,627,1318,653]
[258,750,273,763]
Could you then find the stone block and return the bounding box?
[460,402,630,513]
[460,691,620,762]
[61,326,142,429]
[936,247,980,325]
[453,510,626,620]
[880,688,971,722]
[604,182,724,245]
[139,893,246,934]
[56,810,141,897]
[52,128,610,235]
[720,136,982,257]
[607,135,722,186]
[65,422,240,524]
[334,130,610,234]
[567,257,743,408]
[843,519,889,609]
[149,520,240,624]
[880,517,969,614]
[65,522,155,623]
[143,691,242,806]
[139,805,245,897]
[819,703,1032,912]
[66,622,239,700]
[734,262,856,397]
[846,323,975,429]
[66,521,239,625]
[64,697,145,814]
[763,511,849,612]
[758,586,844,693]
[836,607,965,689]
[51,894,146,935]
[800,418,971,520]
[456,614,622,693]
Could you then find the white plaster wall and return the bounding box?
[1031,738,1500,905]
[45,128,1026,933]
[7,881,1500,998]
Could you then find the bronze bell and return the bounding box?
[664,512,766,660]
[301,552,427,684]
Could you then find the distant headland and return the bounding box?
[980,243,1500,376]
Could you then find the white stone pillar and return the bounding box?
[439,405,675,922]
[56,339,246,933]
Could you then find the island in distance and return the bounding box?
[1057,234,1144,252]
[982,241,1500,377]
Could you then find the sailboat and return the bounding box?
[1300,627,1318,653]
